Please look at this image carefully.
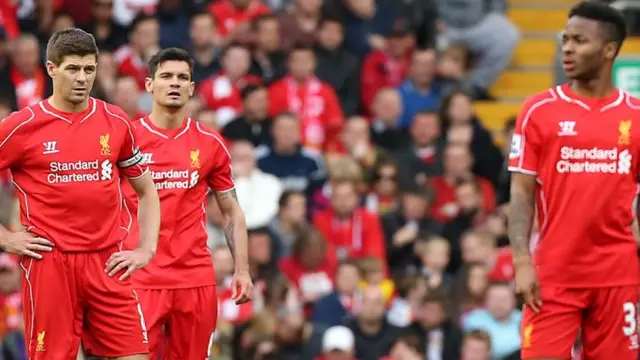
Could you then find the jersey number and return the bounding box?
[622,302,637,336]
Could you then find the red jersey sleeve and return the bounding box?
[199,123,235,192]
[508,94,549,175]
[0,108,35,170]
[105,103,146,178]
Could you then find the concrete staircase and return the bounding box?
[476,0,640,137]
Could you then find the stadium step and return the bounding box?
[621,38,640,55]
[491,70,553,99]
[513,37,557,67]
[508,8,568,33]
[509,0,576,5]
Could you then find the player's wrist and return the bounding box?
[513,253,534,268]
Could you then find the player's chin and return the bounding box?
[68,92,89,104]
[162,99,186,109]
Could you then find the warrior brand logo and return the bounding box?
[42,141,59,155]
[558,121,577,136]
[141,153,154,165]
[556,146,632,174]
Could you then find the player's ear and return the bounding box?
[45,61,57,79]
[604,42,617,61]
[188,81,195,98]
[145,77,153,93]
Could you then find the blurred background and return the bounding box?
[0,0,639,359]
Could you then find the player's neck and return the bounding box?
[148,106,187,130]
[48,94,90,113]
[570,77,614,98]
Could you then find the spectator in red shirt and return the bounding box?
[0,34,51,111]
[198,44,262,128]
[313,179,387,264]
[209,0,271,43]
[268,45,344,150]
[279,226,337,312]
[113,14,159,89]
[460,230,514,283]
[360,19,414,115]
[0,1,19,40]
[430,144,496,223]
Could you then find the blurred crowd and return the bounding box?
[0,0,541,359]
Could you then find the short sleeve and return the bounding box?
[508,95,547,175]
[104,103,146,179]
[202,125,235,192]
[0,109,34,170]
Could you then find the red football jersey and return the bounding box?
[123,117,235,289]
[0,98,146,251]
[508,84,640,287]
[209,0,271,39]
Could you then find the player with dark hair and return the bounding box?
[116,47,253,359]
[508,2,639,359]
[0,28,160,359]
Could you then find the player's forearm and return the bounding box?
[136,191,160,256]
[223,211,250,274]
[508,184,536,264]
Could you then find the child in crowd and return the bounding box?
[387,275,429,327]
[460,230,514,283]
[358,257,395,303]
[416,236,452,291]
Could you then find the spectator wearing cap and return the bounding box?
[314,16,359,117]
[405,291,463,360]
[257,112,327,197]
[277,0,323,52]
[346,286,404,359]
[369,88,410,152]
[381,185,442,275]
[250,14,287,84]
[435,0,519,100]
[197,44,262,128]
[188,11,221,85]
[397,49,441,128]
[316,325,357,360]
[209,0,271,44]
[360,17,414,115]
[0,34,52,111]
[222,84,272,146]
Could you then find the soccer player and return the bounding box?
[0,29,161,359]
[508,2,640,359]
[116,48,253,360]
